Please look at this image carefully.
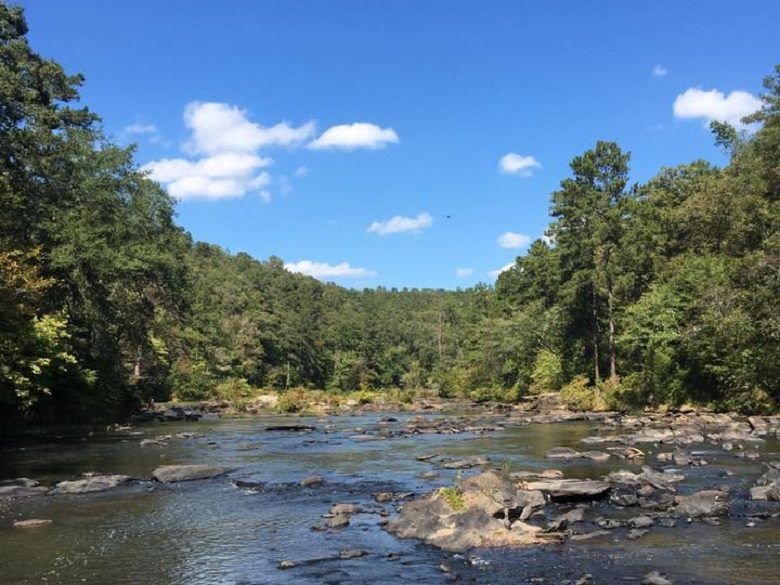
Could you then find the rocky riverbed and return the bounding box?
[0,405,778,584]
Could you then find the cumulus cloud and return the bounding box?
[456,268,474,278]
[143,153,272,200]
[488,262,514,278]
[183,102,314,154]
[673,88,761,129]
[499,153,541,177]
[367,212,433,236]
[497,232,531,249]
[310,123,399,150]
[652,64,668,77]
[294,166,309,177]
[284,260,377,279]
[142,101,317,201]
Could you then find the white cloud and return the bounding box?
[488,262,514,278]
[499,153,541,177]
[497,231,531,249]
[673,88,761,129]
[284,260,376,279]
[652,64,668,77]
[367,212,433,236]
[541,233,555,246]
[456,268,474,278]
[143,153,272,200]
[183,102,314,154]
[145,102,397,201]
[310,123,399,150]
[124,123,157,134]
[143,101,316,201]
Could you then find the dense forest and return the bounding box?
[1,3,779,426]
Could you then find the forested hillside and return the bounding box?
[1,4,778,426]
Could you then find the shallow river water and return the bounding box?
[1,413,778,584]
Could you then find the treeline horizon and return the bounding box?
[1,3,779,426]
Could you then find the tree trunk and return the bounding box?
[606,278,617,380]
[591,282,601,384]
[437,310,443,359]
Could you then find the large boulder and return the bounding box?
[386,471,549,552]
[673,490,729,518]
[152,465,229,483]
[49,474,132,495]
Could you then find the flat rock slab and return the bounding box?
[520,479,611,501]
[0,478,49,498]
[152,465,230,483]
[50,475,132,495]
[13,519,53,528]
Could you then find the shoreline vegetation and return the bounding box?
[2,3,780,432]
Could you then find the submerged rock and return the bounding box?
[152,465,229,483]
[339,548,367,559]
[50,474,132,495]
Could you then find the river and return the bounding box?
[1,412,778,584]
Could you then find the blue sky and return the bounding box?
[20,0,780,288]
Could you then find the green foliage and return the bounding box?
[559,376,606,411]
[169,359,213,401]
[719,387,776,416]
[529,349,563,394]
[1,4,779,424]
[467,386,520,403]
[214,377,256,402]
[438,486,466,511]
[276,388,310,413]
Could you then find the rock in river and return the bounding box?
[519,479,611,502]
[50,474,132,495]
[300,475,324,487]
[13,519,52,528]
[673,490,729,518]
[387,471,552,552]
[0,478,49,498]
[642,570,674,585]
[152,465,230,483]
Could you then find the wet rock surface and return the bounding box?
[151,464,230,483]
[49,473,133,495]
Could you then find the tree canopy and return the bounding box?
[2,3,778,426]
